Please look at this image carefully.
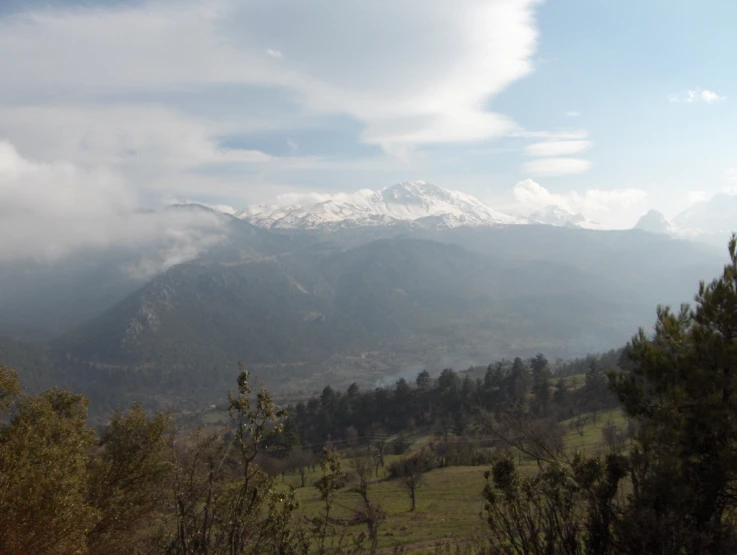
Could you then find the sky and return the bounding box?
[0,0,736,250]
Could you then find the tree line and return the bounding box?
[280,352,618,453]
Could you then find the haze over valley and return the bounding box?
[0,180,728,413]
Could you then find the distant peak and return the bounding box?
[383,181,440,195]
[528,205,604,230]
[634,209,673,234]
[390,180,429,189]
[236,181,523,231]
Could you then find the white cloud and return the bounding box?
[564,111,581,117]
[513,129,589,140]
[0,104,273,170]
[266,49,283,59]
[687,190,709,204]
[0,140,226,266]
[668,88,726,104]
[174,201,237,215]
[512,179,647,228]
[725,168,737,182]
[522,157,592,176]
[700,90,724,103]
[525,140,592,157]
[0,0,541,156]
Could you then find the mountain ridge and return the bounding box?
[631,196,737,244]
[42,225,723,415]
[236,181,525,231]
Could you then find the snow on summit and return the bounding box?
[235,181,525,231]
[528,205,607,230]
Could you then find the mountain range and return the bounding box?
[0,182,730,417]
[634,194,737,243]
[238,180,736,244]
[239,181,527,231]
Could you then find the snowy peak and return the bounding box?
[528,205,605,230]
[376,181,454,206]
[673,193,737,234]
[630,196,737,245]
[236,181,525,231]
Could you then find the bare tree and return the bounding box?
[601,420,626,454]
[349,449,386,553]
[479,411,566,466]
[572,415,588,437]
[374,439,386,476]
[286,448,316,488]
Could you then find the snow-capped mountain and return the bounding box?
[236,181,526,231]
[634,210,678,235]
[630,194,737,245]
[673,193,737,235]
[528,205,606,230]
[669,194,737,245]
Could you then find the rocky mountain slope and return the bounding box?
[45,225,722,413]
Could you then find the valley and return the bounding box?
[0,183,725,418]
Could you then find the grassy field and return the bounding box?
[273,407,627,553]
[185,374,630,552]
[560,408,628,455]
[289,464,485,552]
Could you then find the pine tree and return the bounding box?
[609,235,737,553]
[505,357,531,409]
[415,369,432,391]
[530,353,552,404]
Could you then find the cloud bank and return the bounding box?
[522,158,592,177]
[525,140,592,157]
[0,0,541,158]
[513,179,647,228]
[0,141,226,270]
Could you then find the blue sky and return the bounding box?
[0,0,735,231]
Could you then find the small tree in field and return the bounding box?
[313,447,348,554]
[287,448,316,488]
[349,449,385,553]
[391,450,433,511]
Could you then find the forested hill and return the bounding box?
[279,354,619,453]
[1,221,725,415]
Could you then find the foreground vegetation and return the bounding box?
[4,236,737,553]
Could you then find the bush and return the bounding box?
[390,434,412,455]
[429,437,495,467]
[388,449,437,478]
